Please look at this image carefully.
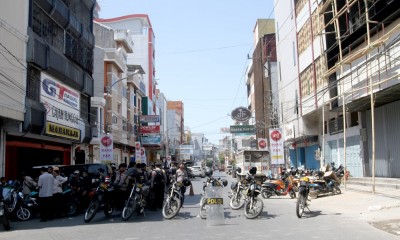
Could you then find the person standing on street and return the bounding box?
[52,167,68,218]
[38,167,54,222]
[176,163,188,207]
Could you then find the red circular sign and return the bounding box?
[258,139,267,148]
[101,136,112,147]
[270,130,282,141]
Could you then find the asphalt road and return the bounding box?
[0,172,398,240]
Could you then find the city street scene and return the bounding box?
[1,0,400,239]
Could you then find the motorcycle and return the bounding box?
[162,178,186,219]
[121,181,149,221]
[243,167,263,219]
[2,180,31,221]
[199,173,228,219]
[229,168,248,210]
[0,198,10,231]
[84,178,115,223]
[309,169,341,198]
[296,176,311,218]
[261,174,296,199]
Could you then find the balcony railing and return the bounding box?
[114,29,133,53]
[104,48,125,72]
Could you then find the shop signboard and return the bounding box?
[100,134,113,162]
[230,125,255,134]
[140,125,160,134]
[140,115,160,123]
[141,135,161,146]
[269,128,284,164]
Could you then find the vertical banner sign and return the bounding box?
[257,138,268,151]
[140,147,147,164]
[100,135,113,162]
[135,142,141,162]
[269,128,284,164]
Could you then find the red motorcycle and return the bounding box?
[261,175,296,199]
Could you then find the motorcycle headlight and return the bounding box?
[136,187,141,192]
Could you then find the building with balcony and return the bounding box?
[1,0,96,179]
[92,22,145,165]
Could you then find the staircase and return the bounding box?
[343,177,400,198]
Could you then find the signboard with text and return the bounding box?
[41,73,80,130]
[269,128,284,164]
[140,125,160,134]
[230,125,255,134]
[100,135,113,162]
[140,115,160,123]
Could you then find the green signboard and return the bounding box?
[230,125,255,134]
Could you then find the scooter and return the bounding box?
[261,175,296,199]
[309,170,341,198]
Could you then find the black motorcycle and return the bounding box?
[0,198,10,231]
[3,181,31,221]
[121,181,149,221]
[229,168,247,210]
[296,177,311,218]
[243,167,263,219]
[84,179,115,223]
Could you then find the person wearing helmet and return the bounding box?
[176,163,188,207]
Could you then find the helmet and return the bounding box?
[249,167,257,175]
[204,167,213,177]
[221,179,228,187]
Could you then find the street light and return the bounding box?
[105,69,140,133]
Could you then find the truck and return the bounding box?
[235,150,270,177]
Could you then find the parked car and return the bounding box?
[59,163,113,181]
[190,166,205,178]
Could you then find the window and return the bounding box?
[80,95,89,122]
[27,66,41,101]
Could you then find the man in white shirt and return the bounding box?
[38,166,54,222]
[52,167,68,217]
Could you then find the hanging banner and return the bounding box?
[100,135,113,162]
[269,128,284,164]
[140,147,147,164]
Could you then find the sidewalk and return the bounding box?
[310,184,400,236]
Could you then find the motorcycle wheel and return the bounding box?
[103,203,114,217]
[16,207,31,221]
[334,186,341,194]
[66,202,77,216]
[84,199,99,223]
[1,214,10,231]
[261,189,272,199]
[162,196,181,219]
[230,194,245,210]
[199,197,206,219]
[289,190,296,199]
[121,197,136,221]
[244,198,263,219]
[296,194,306,218]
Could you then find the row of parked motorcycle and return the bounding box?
[228,163,344,219]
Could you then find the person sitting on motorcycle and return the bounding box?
[70,170,83,196]
[113,163,130,208]
[21,172,37,199]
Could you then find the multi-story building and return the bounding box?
[247,19,276,139]
[95,14,158,163]
[2,0,96,178]
[156,90,168,160]
[92,22,145,165]
[275,0,400,178]
[166,101,184,161]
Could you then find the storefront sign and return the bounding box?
[269,128,284,164]
[100,134,113,162]
[46,122,80,141]
[231,107,251,122]
[284,123,295,140]
[230,125,255,134]
[41,73,80,130]
[140,115,160,123]
[140,125,160,134]
[257,138,269,151]
[141,135,161,146]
